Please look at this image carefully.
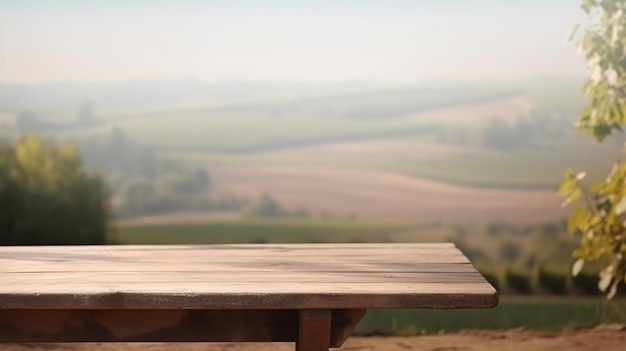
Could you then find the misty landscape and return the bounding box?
[1,1,626,350]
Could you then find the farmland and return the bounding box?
[5,77,626,333]
[115,218,422,244]
[1,77,606,222]
[205,165,564,223]
[357,297,626,334]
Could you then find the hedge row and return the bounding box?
[477,267,606,296]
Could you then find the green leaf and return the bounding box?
[558,169,576,194]
[561,187,583,208]
[568,206,587,234]
[589,214,602,226]
[591,181,605,193]
[593,123,613,141]
[562,0,626,301]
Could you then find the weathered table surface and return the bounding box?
[0,243,498,350]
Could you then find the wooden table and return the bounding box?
[0,243,498,350]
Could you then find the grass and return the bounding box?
[181,134,624,190]
[40,84,522,153]
[391,139,623,189]
[113,218,426,244]
[55,113,439,153]
[356,297,626,335]
[19,78,602,190]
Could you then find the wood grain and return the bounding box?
[0,244,498,309]
[297,310,331,351]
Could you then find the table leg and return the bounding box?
[296,309,331,351]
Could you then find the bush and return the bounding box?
[0,136,110,245]
[539,222,559,237]
[486,222,504,237]
[537,267,568,295]
[505,269,533,295]
[500,241,521,262]
[572,271,602,296]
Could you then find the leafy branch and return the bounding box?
[561,0,626,298]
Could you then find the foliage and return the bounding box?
[0,135,110,244]
[505,269,533,295]
[357,298,626,334]
[482,111,565,150]
[560,168,626,298]
[242,193,285,217]
[571,0,626,140]
[242,193,311,218]
[500,241,522,262]
[537,267,568,295]
[115,218,415,245]
[572,271,603,295]
[77,128,211,217]
[560,0,626,298]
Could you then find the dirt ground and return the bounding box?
[2,328,625,351]
[209,165,564,223]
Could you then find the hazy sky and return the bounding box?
[0,0,588,84]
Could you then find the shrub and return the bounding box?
[499,241,521,262]
[243,193,284,217]
[486,222,503,237]
[572,271,602,296]
[537,267,568,295]
[505,269,532,295]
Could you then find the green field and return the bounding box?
[114,219,430,244]
[356,297,626,334]
[102,115,437,153]
[391,141,623,189]
[172,132,623,190]
[2,78,601,190]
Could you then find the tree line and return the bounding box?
[0,127,215,244]
[0,136,110,245]
[76,128,211,217]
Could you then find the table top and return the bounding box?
[0,243,498,310]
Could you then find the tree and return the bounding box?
[560,0,626,298]
[243,193,284,217]
[0,136,110,245]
